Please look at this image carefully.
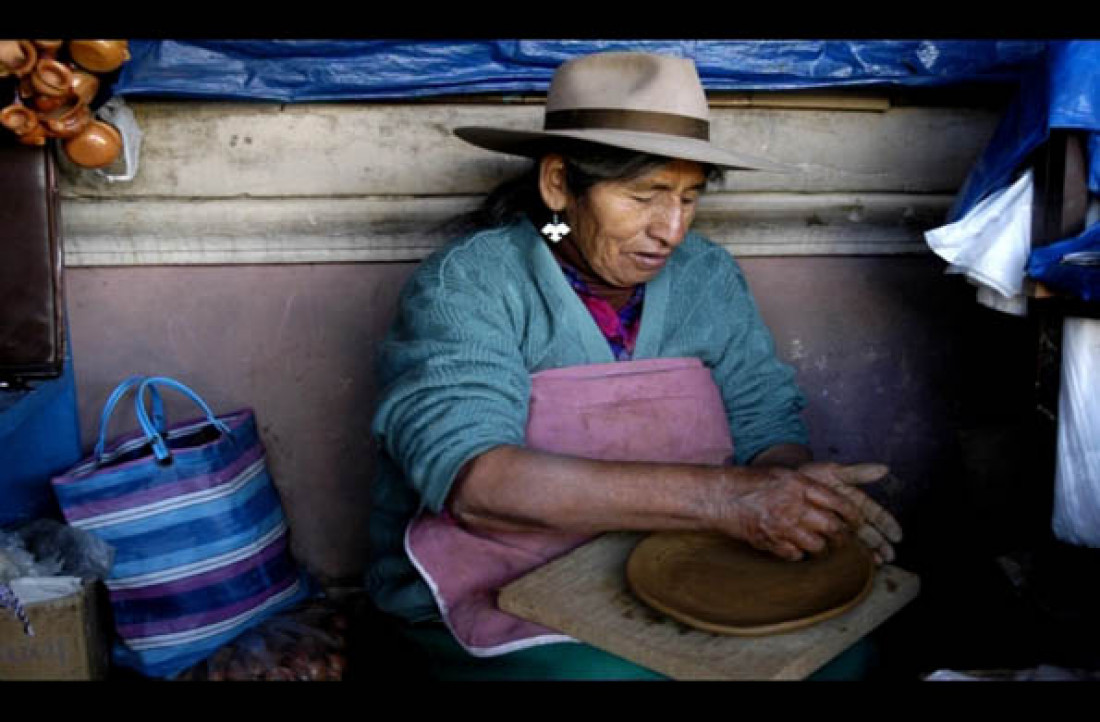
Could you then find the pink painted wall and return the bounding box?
[65,263,415,583]
[64,256,1035,583]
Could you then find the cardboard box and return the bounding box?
[0,579,109,680]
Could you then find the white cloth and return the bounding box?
[1052,317,1100,547]
[925,170,1034,316]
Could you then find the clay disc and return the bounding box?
[626,530,875,636]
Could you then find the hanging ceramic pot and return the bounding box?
[2,40,38,77]
[34,93,68,113]
[32,40,65,59]
[44,101,92,139]
[70,70,101,107]
[1,104,48,145]
[68,40,130,73]
[63,119,123,168]
[31,58,75,98]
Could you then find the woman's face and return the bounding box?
[558,158,708,288]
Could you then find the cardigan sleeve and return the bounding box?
[705,251,809,465]
[370,242,531,514]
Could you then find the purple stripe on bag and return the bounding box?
[62,441,264,522]
[115,572,298,640]
[108,531,288,601]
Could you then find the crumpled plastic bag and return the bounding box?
[8,519,115,582]
[925,169,1034,316]
[0,519,116,637]
[93,96,142,183]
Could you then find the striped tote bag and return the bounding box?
[52,376,312,678]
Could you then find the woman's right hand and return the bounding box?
[717,464,884,563]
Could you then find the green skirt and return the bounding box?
[395,622,877,681]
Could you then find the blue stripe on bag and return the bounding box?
[107,504,286,576]
[81,463,276,545]
[108,503,288,578]
[109,527,291,601]
[50,376,312,678]
[110,548,301,626]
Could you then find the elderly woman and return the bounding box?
[365,52,901,680]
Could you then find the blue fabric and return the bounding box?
[1027,223,1100,301]
[1048,42,1100,131]
[0,353,81,527]
[50,376,311,679]
[112,40,1046,101]
[951,41,1100,222]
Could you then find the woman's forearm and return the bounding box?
[446,443,898,563]
[447,444,737,535]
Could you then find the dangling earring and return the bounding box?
[541,212,571,243]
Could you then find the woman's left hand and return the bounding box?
[795,462,903,564]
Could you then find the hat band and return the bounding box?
[544,108,710,142]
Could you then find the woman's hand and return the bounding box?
[718,466,860,561]
[719,462,902,565]
[796,462,903,565]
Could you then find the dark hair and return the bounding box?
[446,140,724,235]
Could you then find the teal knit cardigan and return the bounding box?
[365,218,808,622]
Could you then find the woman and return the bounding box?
[365,51,902,680]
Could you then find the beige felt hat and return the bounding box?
[454,51,789,172]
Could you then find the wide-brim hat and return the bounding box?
[454,52,790,172]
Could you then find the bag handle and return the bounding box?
[135,377,233,462]
[93,375,166,463]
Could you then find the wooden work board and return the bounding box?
[498,532,920,681]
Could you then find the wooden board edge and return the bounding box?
[498,533,921,681]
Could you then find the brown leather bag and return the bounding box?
[0,138,66,383]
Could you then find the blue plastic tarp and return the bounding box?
[940,40,1100,303]
[112,40,1048,101]
[1027,222,1100,301]
[950,41,1100,221]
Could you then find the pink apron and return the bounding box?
[404,357,734,656]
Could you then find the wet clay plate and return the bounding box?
[626,531,875,636]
